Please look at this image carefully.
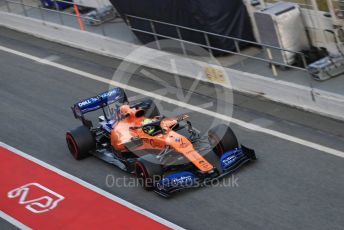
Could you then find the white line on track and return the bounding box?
[0,45,344,158]
[0,211,31,230]
[0,142,184,230]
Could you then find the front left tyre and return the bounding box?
[66,126,95,160]
[135,154,163,191]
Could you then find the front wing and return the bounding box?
[153,146,256,197]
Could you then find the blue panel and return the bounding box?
[75,88,124,115]
[220,148,244,169]
[157,172,196,191]
[41,0,72,9]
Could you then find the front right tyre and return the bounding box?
[208,124,239,157]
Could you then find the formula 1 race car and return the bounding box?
[66,88,256,197]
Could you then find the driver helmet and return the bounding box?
[142,118,155,135]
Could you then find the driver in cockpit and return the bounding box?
[141,118,157,135]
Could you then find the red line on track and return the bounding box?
[0,146,171,229]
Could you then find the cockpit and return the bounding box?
[141,118,163,136]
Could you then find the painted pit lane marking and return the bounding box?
[0,45,343,158]
[0,142,183,230]
[7,183,65,214]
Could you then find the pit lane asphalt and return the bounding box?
[0,27,344,230]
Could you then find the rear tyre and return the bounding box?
[66,126,95,160]
[135,154,163,191]
[208,124,239,157]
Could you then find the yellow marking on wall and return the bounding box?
[205,66,225,83]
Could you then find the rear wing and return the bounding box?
[71,88,127,120]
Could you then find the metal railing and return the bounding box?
[125,14,309,77]
[267,0,314,9]
[3,0,108,35]
[1,0,312,78]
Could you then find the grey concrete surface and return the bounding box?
[0,27,343,140]
[0,27,344,230]
[0,218,18,230]
[1,10,344,121]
